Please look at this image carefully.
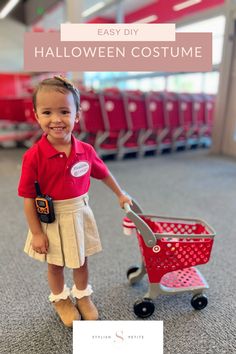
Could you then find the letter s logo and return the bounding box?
[114,330,124,343]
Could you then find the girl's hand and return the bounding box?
[31,233,49,254]
[118,194,133,209]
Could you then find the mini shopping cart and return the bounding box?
[123,201,215,318]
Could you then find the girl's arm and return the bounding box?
[24,198,49,254]
[102,173,132,208]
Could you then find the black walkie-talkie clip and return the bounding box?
[34,181,55,223]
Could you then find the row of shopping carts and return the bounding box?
[78,89,215,159]
[0,97,40,148]
[0,88,215,158]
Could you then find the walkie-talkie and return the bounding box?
[34,181,55,223]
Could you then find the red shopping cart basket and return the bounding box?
[123,201,215,318]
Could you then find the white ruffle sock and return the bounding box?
[48,284,71,303]
[71,284,93,299]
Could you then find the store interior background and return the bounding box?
[0,0,226,143]
[2,0,236,158]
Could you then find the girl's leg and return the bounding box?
[73,257,88,290]
[72,258,99,320]
[48,263,80,327]
[48,264,64,294]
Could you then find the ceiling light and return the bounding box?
[173,0,202,11]
[133,15,158,24]
[82,2,105,17]
[0,0,20,19]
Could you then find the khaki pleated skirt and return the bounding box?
[24,194,102,268]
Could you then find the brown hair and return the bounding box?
[32,76,80,112]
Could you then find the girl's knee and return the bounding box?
[48,263,64,274]
[74,258,87,271]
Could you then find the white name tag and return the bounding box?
[71,161,89,177]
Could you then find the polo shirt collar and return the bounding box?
[71,134,85,155]
[38,134,85,158]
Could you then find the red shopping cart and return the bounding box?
[123,201,215,318]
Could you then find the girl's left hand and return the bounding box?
[118,194,133,208]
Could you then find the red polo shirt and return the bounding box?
[18,134,110,200]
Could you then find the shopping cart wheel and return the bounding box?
[126,266,139,279]
[133,298,155,318]
[191,294,208,310]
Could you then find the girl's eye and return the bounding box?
[62,110,70,114]
[42,111,50,115]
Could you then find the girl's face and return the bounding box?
[35,88,79,145]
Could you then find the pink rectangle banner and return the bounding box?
[60,23,176,42]
[24,32,212,72]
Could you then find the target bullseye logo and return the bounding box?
[152,245,161,253]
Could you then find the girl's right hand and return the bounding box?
[31,233,49,254]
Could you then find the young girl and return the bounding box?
[18,76,132,327]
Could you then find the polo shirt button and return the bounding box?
[59,154,63,158]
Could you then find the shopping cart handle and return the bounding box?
[124,203,132,213]
[123,193,144,214]
[124,203,156,248]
